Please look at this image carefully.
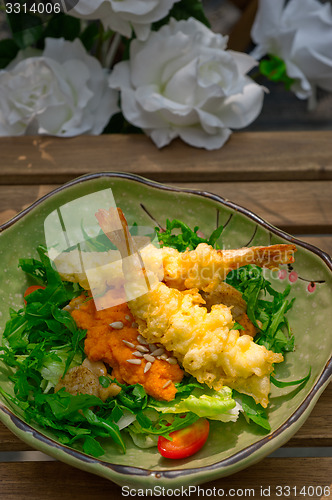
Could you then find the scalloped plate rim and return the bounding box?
[0,171,331,486]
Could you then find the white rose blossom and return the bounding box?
[0,37,119,137]
[251,0,332,101]
[67,0,181,41]
[109,17,266,150]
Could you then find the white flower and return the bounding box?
[109,17,265,150]
[68,0,181,41]
[251,0,332,100]
[0,38,119,137]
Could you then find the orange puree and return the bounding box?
[71,291,183,401]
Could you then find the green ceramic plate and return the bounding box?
[0,172,331,489]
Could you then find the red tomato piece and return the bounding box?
[158,418,209,459]
[24,285,45,304]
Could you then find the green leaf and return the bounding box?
[234,391,270,432]
[83,436,105,457]
[156,219,223,252]
[259,55,295,91]
[117,384,148,410]
[0,38,19,69]
[83,408,126,453]
[19,257,47,284]
[233,322,245,331]
[80,21,99,51]
[226,265,295,355]
[99,376,111,388]
[43,13,81,41]
[208,225,224,247]
[50,309,85,376]
[3,314,29,350]
[151,386,238,422]
[36,390,102,420]
[271,368,311,389]
[153,0,210,30]
[135,410,199,437]
[7,12,43,49]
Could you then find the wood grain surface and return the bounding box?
[0,458,331,499]
[0,132,331,184]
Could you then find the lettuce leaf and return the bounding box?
[150,386,240,423]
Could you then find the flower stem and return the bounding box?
[105,33,122,69]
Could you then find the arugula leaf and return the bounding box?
[3,313,29,350]
[116,383,148,411]
[156,219,223,251]
[83,408,126,453]
[271,368,311,389]
[83,436,105,457]
[135,409,199,438]
[0,249,91,439]
[19,257,47,284]
[226,265,295,354]
[0,386,125,456]
[233,391,271,432]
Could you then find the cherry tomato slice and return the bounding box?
[158,418,209,459]
[24,285,45,304]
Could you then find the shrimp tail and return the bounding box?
[95,207,134,258]
[95,207,152,293]
[222,243,296,272]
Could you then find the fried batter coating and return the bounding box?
[128,281,282,407]
[52,237,295,300]
[160,242,296,291]
[95,208,285,407]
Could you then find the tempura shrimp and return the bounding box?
[160,242,296,292]
[95,208,284,407]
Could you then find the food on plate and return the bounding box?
[71,295,184,401]
[95,208,293,407]
[0,208,304,460]
[157,418,210,459]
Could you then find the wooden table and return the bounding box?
[0,131,331,499]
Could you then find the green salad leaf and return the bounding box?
[150,385,239,422]
[226,265,295,354]
[132,409,199,439]
[156,219,223,251]
[271,367,311,389]
[233,391,271,432]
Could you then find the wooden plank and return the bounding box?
[0,458,331,499]
[174,181,332,234]
[286,382,332,447]
[1,383,331,451]
[0,423,33,452]
[0,132,331,184]
[0,181,331,237]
